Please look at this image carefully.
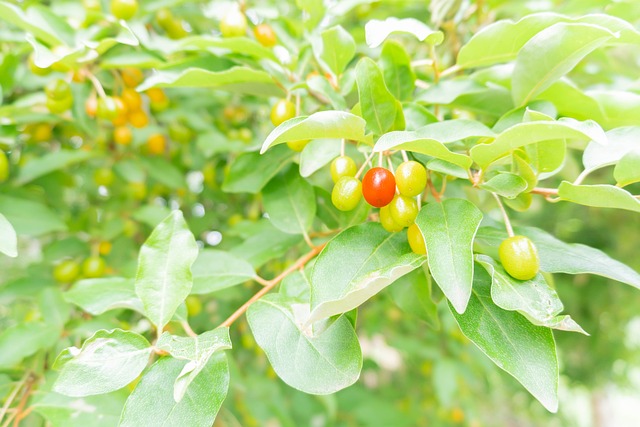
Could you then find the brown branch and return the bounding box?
[531,187,559,197]
[218,243,326,328]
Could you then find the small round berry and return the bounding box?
[53,259,80,283]
[220,9,247,37]
[111,0,138,20]
[254,23,277,47]
[270,99,296,126]
[128,109,149,128]
[362,167,396,208]
[396,160,427,197]
[389,195,418,227]
[330,156,357,183]
[407,223,426,255]
[45,79,71,100]
[121,88,143,110]
[147,133,166,155]
[114,126,133,145]
[0,151,9,183]
[380,206,403,233]
[499,235,540,281]
[331,176,362,211]
[82,256,106,278]
[286,140,310,152]
[94,167,115,186]
[46,96,73,114]
[97,96,119,121]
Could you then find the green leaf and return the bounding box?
[475,255,586,334]
[356,57,401,136]
[119,354,229,427]
[140,157,187,189]
[450,268,559,412]
[470,118,606,168]
[176,35,278,61]
[136,66,284,97]
[589,90,640,129]
[558,182,640,213]
[0,322,59,368]
[0,195,66,236]
[479,173,528,198]
[309,222,424,323]
[65,278,144,315]
[374,119,493,169]
[191,249,256,294]
[132,205,173,229]
[306,75,347,110]
[156,328,232,402]
[260,111,370,154]
[379,40,415,101]
[224,146,294,193]
[365,17,443,48]
[512,23,615,106]
[474,226,640,290]
[313,25,356,76]
[426,159,469,179]
[263,167,316,235]
[39,287,71,332]
[230,220,303,268]
[247,293,362,394]
[32,390,128,427]
[299,139,341,178]
[415,199,483,314]
[54,329,152,397]
[388,266,439,328]
[583,126,640,171]
[0,212,17,257]
[135,210,199,329]
[0,1,73,46]
[614,151,640,187]
[15,150,97,185]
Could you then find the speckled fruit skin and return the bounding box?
[331,176,362,212]
[499,235,540,280]
[388,195,418,227]
[396,161,427,197]
[407,223,426,254]
[362,167,396,208]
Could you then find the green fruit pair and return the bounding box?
[45,79,74,114]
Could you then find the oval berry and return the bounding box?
[362,167,396,208]
[82,256,106,278]
[254,23,277,47]
[380,206,403,233]
[407,223,426,255]
[220,9,247,38]
[331,176,362,211]
[270,99,296,126]
[330,156,357,183]
[389,195,418,227]
[53,259,80,283]
[286,140,310,152]
[396,160,427,197]
[499,235,539,281]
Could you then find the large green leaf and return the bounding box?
[260,111,369,154]
[229,220,303,268]
[589,90,640,129]
[0,322,59,368]
[512,23,615,106]
[470,118,606,168]
[0,1,73,46]
[313,25,356,76]
[418,79,514,118]
[373,119,493,169]
[156,328,232,402]
[475,255,586,334]
[582,126,640,171]
[379,40,415,101]
[479,173,528,198]
[32,390,128,427]
[415,199,483,314]
[614,151,640,187]
[299,138,341,178]
[451,268,559,412]
[474,226,640,289]
[388,266,439,328]
[309,222,424,323]
[191,250,256,294]
[65,278,144,315]
[247,293,362,394]
[176,36,278,61]
[0,212,17,257]
[119,354,229,427]
[263,166,316,235]
[224,146,295,193]
[0,195,66,236]
[558,182,640,213]
[365,17,443,48]
[54,329,152,397]
[356,57,401,136]
[136,66,283,97]
[135,210,199,330]
[15,150,97,185]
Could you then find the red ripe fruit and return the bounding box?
[362,167,396,208]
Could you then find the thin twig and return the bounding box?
[410,59,435,67]
[218,244,326,328]
[253,275,270,287]
[531,187,559,197]
[0,372,30,422]
[85,71,107,100]
[440,64,462,78]
[573,168,594,186]
[180,321,197,338]
[492,193,514,237]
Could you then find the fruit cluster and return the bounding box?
[53,255,107,284]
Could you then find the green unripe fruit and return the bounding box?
[270,99,296,126]
[29,54,51,76]
[380,206,403,233]
[0,151,8,183]
[111,0,138,20]
[45,79,72,100]
[407,223,426,255]
[331,176,362,212]
[396,160,427,197]
[238,127,253,143]
[53,259,80,283]
[186,296,202,317]
[97,96,119,120]
[46,96,73,114]
[82,256,106,278]
[499,235,539,280]
[168,122,193,144]
[330,156,357,183]
[286,140,310,152]
[220,9,247,37]
[389,195,418,228]
[94,168,115,186]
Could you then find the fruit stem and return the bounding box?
[378,151,383,167]
[356,151,376,179]
[401,150,409,162]
[340,139,345,157]
[295,93,301,115]
[219,243,326,328]
[86,71,107,100]
[493,193,514,237]
[180,321,197,338]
